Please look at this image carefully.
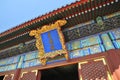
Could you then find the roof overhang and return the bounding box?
[0,0,119,50]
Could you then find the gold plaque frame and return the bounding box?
[29,20,68,65]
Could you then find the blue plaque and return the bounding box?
[29,20,68,65]
[41,29,62,53]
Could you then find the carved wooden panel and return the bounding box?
[20,70,38,80]
[63,15,120,42]
[3,74,14,80]
[79,58,112,80]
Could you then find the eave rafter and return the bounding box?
[0,0,88,37]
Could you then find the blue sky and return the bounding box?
[0,0,76,33]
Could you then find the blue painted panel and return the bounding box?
[71,40,81,50]
[113,39,120,49]
[0,59,8,66]
[80,39,89,48]
[67,34,102,51]
[69,47,91,59]
[82,48,91,56]
[7,55,20,64]
[70,51,78,59]
[90,44,105,54]
[88,35,102,46]
[66,42,72,51]
[69,52,73,59]
[69,50,84,59]
[109,28,120,40]
[0,56,20,67]
[116,39,120,48]
[41,29,62,53]
[7,63,17,71]
[109,32,116,40]
[17,55,24,68]
[24,51,38,61]
[101,33,115,50]
[23,59,40,68]
[0,66,7,72]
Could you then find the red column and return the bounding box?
[106,49,120,80]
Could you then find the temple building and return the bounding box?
[0,0,120,80]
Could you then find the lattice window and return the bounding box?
[3,74,14,80]
[79,58,112,80]
[20,70,38,80]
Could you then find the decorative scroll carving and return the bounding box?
[64,15,120,42]
[0,41,36,59]
[29,20,68,65]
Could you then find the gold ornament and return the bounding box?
[29,20,68,65]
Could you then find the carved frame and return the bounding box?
[29,20,68,65]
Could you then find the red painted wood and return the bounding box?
[0,69,21,80]
[106,49,120,80]
[0,49,120,80]
[36,71,41,80]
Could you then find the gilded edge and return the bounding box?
[29,20,68,65]
[20,70,38,78]
[3,74,14,80]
